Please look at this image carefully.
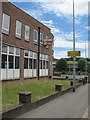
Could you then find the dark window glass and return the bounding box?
[46,61,48,69]
[33,59,37,69]
[9,56,14,69]
[29,59,32,69]
[43,60,45,69]
[15,57,19,69]
[40,60,42,69]
[1,54,7,68]
[24,58,28,69]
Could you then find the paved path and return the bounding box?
[18,84,88,118]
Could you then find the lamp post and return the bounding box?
[85,41,87,77]
[37,27,40,80]
[73,0,76,92]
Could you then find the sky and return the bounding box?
[9,0,89,59]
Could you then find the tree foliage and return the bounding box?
[55,58,67,72]
[78,59,85,71]
[87,63,90,73]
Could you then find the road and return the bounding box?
[18,84,88,118]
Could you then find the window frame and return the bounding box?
[16,20,22,39]
[40,32,43,42]
[25,25,30,41]
[33,29,38,43]
[2,13,10,34]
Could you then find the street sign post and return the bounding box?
[43,39,53,46]
[68,51,81,57]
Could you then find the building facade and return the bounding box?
[0,2,54,80]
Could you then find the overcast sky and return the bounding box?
[9,0,89,59]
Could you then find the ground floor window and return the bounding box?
[1,45,20,80]
[1,54,7,68]
[24,58,28,69]
[8,55,14,69]
[15,56,19,69]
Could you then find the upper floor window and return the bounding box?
[2,13,10,34]
[40,33,43,42]
[16,20,22,39]
[34,29,38,43]
[25,25,30,41]
[46,35,49,41]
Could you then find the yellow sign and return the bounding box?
[68,51,81,56]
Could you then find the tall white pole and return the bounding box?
[73,0,76,92]
[85,41,87,77]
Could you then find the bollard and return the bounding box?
[19,92,31,104]
[55,84,62,92]
[70,81,73,86]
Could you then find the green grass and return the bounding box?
[2,78,70,111]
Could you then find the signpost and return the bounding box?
[68,51,81,57]
[43,39,53,46]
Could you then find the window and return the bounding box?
[33,59,37,69]
[34,29,38,42]
[40,33,43,42]
[24,50,29,57]
[9,46,14,54]
[15,57,19,69]
[2,45,7,53]
[43,60,45,69]
[9,56,14,69]
[29,59,32,69]
[25,25,30,41]
[40,60,42,69]
[46,61,48,69]
[16,20,22,39]
[2,13,10,34]
[16,48,20,55]
[46,36,49,41]
[24,58,28,69]
[1,54,7,68]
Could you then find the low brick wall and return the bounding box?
[2,83,83,119]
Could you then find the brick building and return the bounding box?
[0,2,54,80]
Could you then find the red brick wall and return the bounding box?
[2,2,54,78]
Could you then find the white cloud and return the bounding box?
[39,1,88,19]
[54,36,88,50]
[9,0,89,3]
[25,9,44,19]
[54,50,68,59]
[41,20,60,34]
[86,26,90,31]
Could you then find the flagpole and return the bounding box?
[73,0,76,92]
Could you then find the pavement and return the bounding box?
[17,84,88,118]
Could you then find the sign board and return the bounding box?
[68,51,81,56]
[43,39,53,46]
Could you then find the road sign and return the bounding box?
[68,51,81,56]
[43,39,53,46]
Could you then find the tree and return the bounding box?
[55,58,67,72]
[87,63,90,73]
[78,59,85,71]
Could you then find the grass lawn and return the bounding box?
[2,78,70,111]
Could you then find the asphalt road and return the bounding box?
[18,84,88,118]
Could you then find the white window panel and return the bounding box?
[24,50,29,57]
[9,46,14,54]
[34,29,38,43]
[25,25,30,41]
[2,44,7,53]
[16,20,22,39]
[15,48,20,56]
[2,13,10,34]
[40,32,43,42]
[46,35,49,41]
